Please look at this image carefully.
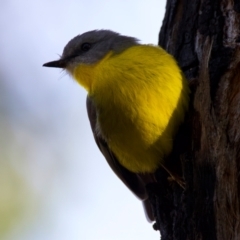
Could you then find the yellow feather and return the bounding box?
[73,45,189,173]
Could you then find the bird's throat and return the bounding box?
[72,52,114,93]
[73,63,96,92]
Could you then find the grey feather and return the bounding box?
[61,30,139,66]
[86,97,155,222]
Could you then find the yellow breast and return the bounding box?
[73,45,189,173]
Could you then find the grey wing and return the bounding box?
[86,96,155,221]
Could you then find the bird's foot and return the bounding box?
[167,175,185,189]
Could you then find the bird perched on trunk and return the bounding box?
[43,30,189,221]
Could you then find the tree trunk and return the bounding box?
[150,1,240,239]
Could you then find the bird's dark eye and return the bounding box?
[81,43,91,52]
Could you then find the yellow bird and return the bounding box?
[43,30,189,221]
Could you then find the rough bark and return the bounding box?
[150,1,240,239]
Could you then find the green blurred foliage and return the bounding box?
[0,74,37,239]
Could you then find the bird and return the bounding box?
[43,29,189,222]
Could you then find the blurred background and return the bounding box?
[0,1,165,239]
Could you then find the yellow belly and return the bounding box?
[74,45,189,173]
[98,107,173,173]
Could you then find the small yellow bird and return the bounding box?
[43,30,189,221]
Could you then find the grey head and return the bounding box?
[43,30,139,71]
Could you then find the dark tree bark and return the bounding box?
[150,1,240,239]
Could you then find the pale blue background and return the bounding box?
[0,1,165,239]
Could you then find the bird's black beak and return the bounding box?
[43,59,67,68]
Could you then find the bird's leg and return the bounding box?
[160,164,185,189]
